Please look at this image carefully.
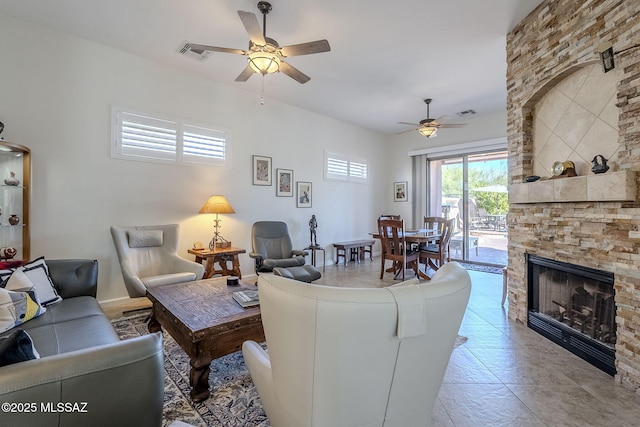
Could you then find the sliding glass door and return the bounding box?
[428,151,507,266]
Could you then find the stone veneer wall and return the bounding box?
[506,0,640,389]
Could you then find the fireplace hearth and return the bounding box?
[527,254,615,375]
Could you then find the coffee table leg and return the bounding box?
[148,307,162,333]
[189,353,212,402]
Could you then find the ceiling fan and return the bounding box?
[398,99,467,138]
[187,1,330,84]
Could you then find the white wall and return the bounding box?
[0,13,390,302]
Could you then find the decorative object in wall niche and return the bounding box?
[4,171,19,186]
[394,181,408,202]
[276,169,293,197]
[8,215,19,226]
[591,155,610,174]
[551,161,577,178]
[253,155,272,186]
[524,175,541,182]
[0,247,16,259]
[297,181,312,208]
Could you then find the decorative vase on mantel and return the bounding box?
[8,214,19,225]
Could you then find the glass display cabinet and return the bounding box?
[0,141,30,261]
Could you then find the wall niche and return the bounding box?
[530,62,620,179]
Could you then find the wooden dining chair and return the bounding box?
[420,218,456,272]
[379,214,401,220]
[423,216,447,238]
[377,218,419,281]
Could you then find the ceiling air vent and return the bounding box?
[178,42,210,60]
[457,109,476,118]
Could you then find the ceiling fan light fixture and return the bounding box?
[419,126,438,138]
[248,50,280,75]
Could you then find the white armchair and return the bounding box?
[111,224,205,298]
[243,261,471,427]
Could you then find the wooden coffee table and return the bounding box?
[146,277,264,402]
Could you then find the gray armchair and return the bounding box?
[249,221,307,274]
[111,224,205,297]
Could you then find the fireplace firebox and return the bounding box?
[527,254,615,375]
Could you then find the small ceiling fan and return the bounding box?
[187,1,330,84]
[398,99,467,138]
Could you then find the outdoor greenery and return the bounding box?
[442,160,508,215]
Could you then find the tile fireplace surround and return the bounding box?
[506,0,640,390]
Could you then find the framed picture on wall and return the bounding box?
[297,181,312,208]
[276,169,294,197]
[394,181,408,202]
[253,155,272,186]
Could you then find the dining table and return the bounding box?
[371,228,441,280]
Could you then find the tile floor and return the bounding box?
[317,260,640,426]
[104,259,640,426]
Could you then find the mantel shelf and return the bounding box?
[510,170,637,204]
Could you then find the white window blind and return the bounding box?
[325,151,368,183]
[119,112,177,161]
[182,124,227,165]
[112,108,230,167]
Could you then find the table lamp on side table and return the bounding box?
[199,195,236,250]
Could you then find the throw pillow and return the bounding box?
[0,287,45,333]
[0,260,26,284]
[0,328,39,366]
[3,257,61,306]
[128,229,163,248]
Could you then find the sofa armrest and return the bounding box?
[292,250,308,256]
[46,259,98,298]
[0,333,164,427]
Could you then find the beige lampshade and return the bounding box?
[199,195,236,214]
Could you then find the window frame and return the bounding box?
[324,151,369,183]
[111,107,231,167]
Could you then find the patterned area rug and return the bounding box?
[458,262,504,274]
[112,314,268,427]
[112,315,468,427]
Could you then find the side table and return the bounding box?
[305,245,326,272]
[188,247,246,279]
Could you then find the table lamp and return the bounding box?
[199,195,235,250]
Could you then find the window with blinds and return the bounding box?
[325,151,368,183]
[112,108,229,167]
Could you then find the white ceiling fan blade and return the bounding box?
[394,128,419,135]
[238,10,266,46]
[280,61,310,84]
[188,43,246,56]
[434,115,452,123]
[280,40,331,57]
[234,65,255,82]
[398,121,420,127]
[438,123,467,128]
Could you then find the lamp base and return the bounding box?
[208,233,231,251]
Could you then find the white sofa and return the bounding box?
[243,261,471,427]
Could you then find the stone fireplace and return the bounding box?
[506,0,640,390]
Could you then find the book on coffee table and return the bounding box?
[232,290,260,307]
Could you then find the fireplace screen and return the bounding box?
[527,254,616,374]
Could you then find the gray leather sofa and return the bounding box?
[0,259,164,427]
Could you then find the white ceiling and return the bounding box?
[0,0,543,135]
